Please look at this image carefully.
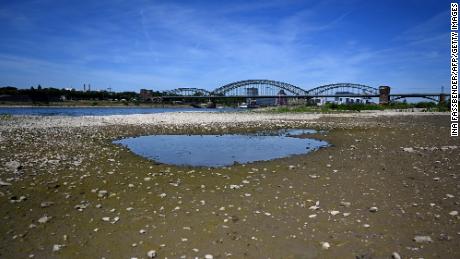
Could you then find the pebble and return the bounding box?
[321,242,330,250]
[0,179,12,186]
[403,147,415,152]
[369,206,378,213]
[309,201,320,210]
[392,252,401,259]
[38,215,51,224]
[147,250,157,258]
[5,160,22,171]
[205,254,213,259]
[98,190,108,198]
[340,201,351,207]
[449,211,458,216]
[52,244,64,252]
[413,235,433,243]
[229,184,241,189]
[329,210,340,216]
[40,201,54,208]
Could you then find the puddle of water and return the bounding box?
[114,130,328,167]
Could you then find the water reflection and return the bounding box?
[115,130,328,167]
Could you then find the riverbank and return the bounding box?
[0,111,458,258]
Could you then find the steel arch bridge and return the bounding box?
[166,88,211,96]
[306,83,379,96]
[390,95,440,103]
[211,79,308,96]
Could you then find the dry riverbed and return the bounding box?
[0,112,459,258]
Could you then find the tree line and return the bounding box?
[0,85,164,103]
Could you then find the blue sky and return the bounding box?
[0,0,450,93]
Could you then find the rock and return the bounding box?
[111,216,120,224]
[309,201,320,210]
[97,190,108,198]
[38,215,51,224]
[403,147,415,153]
[10,195,26,203]
[147,250,157,258]
[52,244,64,252]
[391,252,401,259]
[321,242,330,250]
[0,179,12,186]
[340,201,351,207]
[102,217,110,222]
[204,255,213,259]
[229,184,241,190]
[369,206,378,213]
[449,211,458,216]
[75,203,89,211]
[413,235,433,243]
[288,165,296,170]
[5,160,22,171]
[329,210,340,216]
[40,201,54,208]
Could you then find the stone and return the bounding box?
[403,147,415,152]
[5,161,22,171]
[413,235,433,243]
[369,206,378,213]
[391,252,401,259]
[309,201,320,210]
[340,201,351,207]
[40,201,54,208]
[449,211,458,216]
[98,190,108,198]
[0,179,12,186]
[329,210,340,216]
[147,250,157,258]
[229,184,241,190]
[38,215,51,224]
[52,244,64,252]
[204,255,213,259]
[321,242,330,250]
[111,216,120,224]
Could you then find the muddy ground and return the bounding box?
[0,114,459,258]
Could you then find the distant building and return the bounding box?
[140,89,154,101]
[312,91,371,105]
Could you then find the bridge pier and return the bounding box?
[439,93,447,104]
[379,86,391,105]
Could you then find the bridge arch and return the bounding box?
[391,96,439,103]
[212,79,308,96]
[306,83,378,96]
